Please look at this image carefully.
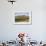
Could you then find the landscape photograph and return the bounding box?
[14,11,32,24]
[15,15,29,22]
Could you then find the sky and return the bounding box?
[15,12,29,16]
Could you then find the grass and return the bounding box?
[15,15,29,22]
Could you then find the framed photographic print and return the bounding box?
[13,11,32,25]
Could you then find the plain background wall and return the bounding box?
[0,0,46,42]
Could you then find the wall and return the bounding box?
[0,0,46,41]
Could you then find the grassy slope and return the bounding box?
[15,15,29,22]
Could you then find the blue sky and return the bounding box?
[15,12,29,16]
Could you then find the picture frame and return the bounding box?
[12,11,32,25]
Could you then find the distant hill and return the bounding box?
[15,15,29,22]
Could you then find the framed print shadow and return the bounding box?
[13,11,32,25]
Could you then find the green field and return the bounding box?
[15,15,29,22]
